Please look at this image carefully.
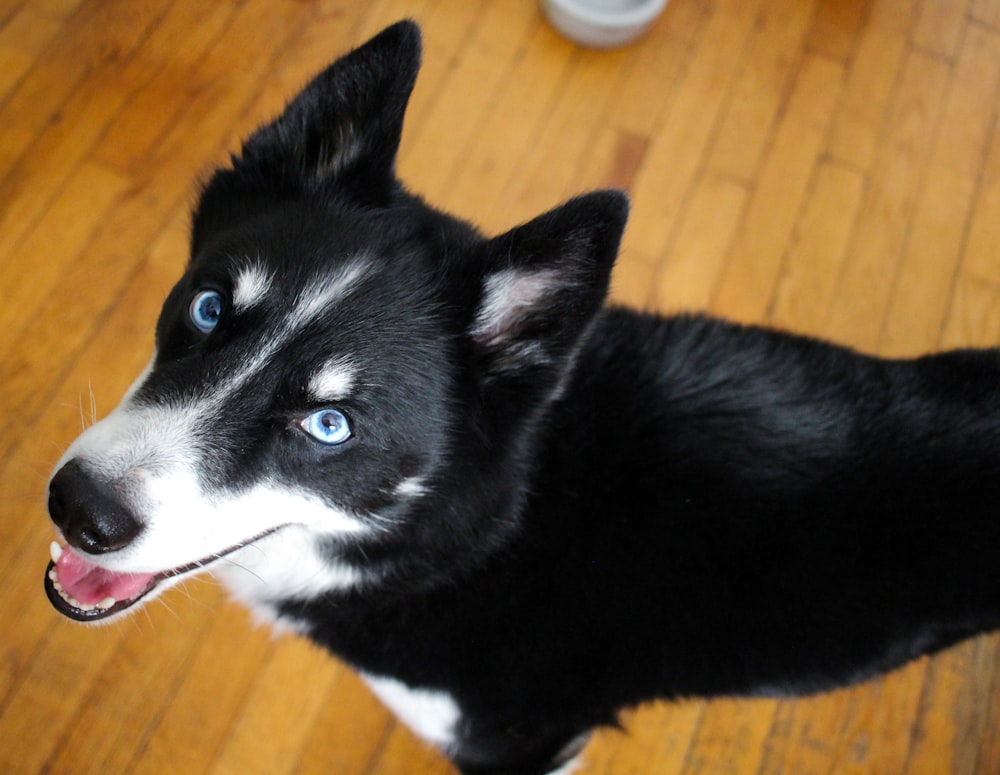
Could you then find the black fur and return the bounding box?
[49,21,1000,775]
[284,312,1000,772]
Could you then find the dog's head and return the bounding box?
[44,21,628,624]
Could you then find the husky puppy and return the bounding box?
[44,21,1000,775]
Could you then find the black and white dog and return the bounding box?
[44,21,1000,775]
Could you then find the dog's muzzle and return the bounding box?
[44,460,156,621]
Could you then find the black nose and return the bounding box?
[48,460,141,554]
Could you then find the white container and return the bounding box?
[541,0,669,49]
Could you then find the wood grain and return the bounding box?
[3,1,1000,773]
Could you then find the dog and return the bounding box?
[43,20,1000,775]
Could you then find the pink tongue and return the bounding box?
[55,546,155,605]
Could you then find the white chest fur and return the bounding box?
[361,673,462,752]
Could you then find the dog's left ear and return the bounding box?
[470,191,629,379]
[237,20,421,196]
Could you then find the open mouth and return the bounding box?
[44,530,281,622]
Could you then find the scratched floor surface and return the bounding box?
[2,0,1000,773]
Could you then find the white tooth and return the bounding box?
[50,541,63,564]
[97,597,116,610]
[48,569,57,582]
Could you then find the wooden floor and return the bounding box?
[3,0,1000,772]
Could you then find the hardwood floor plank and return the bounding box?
[386,0,485,137]
[680,698,777,775]
[941,275,1000,349]
[607,701,705,775]
[805,0,867,61]
[711,53,844,323]
[911,0,971,58]
[881,22,1000,355]
[826,0,919,171]
[971,641,1000,775]
[901,639,1000,775]
[26,0,84,18]
[89,0,248,173]
[654,172,749,313]
[769,161,866,337]
[601,0,703,139]
[293,671,395,775]
[960,95,1000,287]
[498,46,632,226]
[706,0,817,184]
[0,160,130,343]
[40,599,217,775]
[0,5,62,102]
[626,0,761,263]
[206,639,343,775]
[0,0,170,181]
[5,3,1000,774]
[755,692,854,775]
[823,49,950,353]
[0,611,141,773]
[400,0,535,204]
[825,665,929,775]
[0,0,178,268]
[429,15,574,227]
[128,598,275,775]
[971,0,1000,30]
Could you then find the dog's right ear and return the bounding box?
[469,191,630,383]
[236,20,420,199]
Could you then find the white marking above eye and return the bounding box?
[394,476,428,498]
[232,261,273,312]
[291,259,369,327]
[307,357,357,403]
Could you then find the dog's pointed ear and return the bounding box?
[237,20,421,194]
[470,191,629,378]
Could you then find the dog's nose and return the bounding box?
[48,460,141,554]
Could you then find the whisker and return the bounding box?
[238,540,270,559]
[137,604,155,632]
[155,595,182,623]
[365,511,399,535]
[221,557,266,584]
[181,582,219,614]
[88,377,98,426]
[26,458,59,485]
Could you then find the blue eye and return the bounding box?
[301,409,352,445]
[190,290,223,333]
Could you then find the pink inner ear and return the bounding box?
[471,268,563,346]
